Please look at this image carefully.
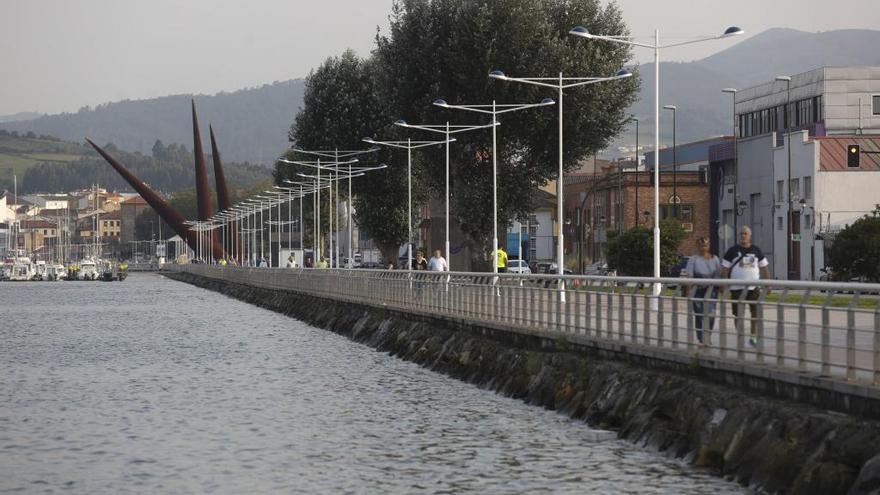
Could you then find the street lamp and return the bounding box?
[570,24,743,297]
[722,88,739,238]
[488,68,630,282]
[663,105,678,219]
[632,117,640,226]
[395,118,498,270]
[430,98,555,273]
[288,146,379,267]
[776,75,794,279]
[362,136,452,270]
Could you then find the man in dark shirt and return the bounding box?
[721,226,771,346]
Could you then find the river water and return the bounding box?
[0,273,748,493]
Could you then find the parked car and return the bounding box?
[507,259,531,274]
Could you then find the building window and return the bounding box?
[777,216,783,231]
[803,176,812,200]
[874,95,880,116]
[790,178,800,201]
[749,193,761,227]
[776,180,784,201]
[659,204,693,221]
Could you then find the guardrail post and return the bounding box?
[671,288,680,349]
[657,293,664,347]
[643,290,650,346]
[821,291,833,375]
[846,293,858,380]
[776,287,786,367]
[798,291,808,371]
[874,303,880,385]
[630,286,638,343]
[617,288,625,342]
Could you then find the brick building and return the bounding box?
[565,165,710,271]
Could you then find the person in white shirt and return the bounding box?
[428,249,448,272]
[286,255,299,268]
[721,226,771,347]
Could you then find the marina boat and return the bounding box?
[79,259,99,281]
[9,258,35,281]
[33,261,47,281]
[46,264,68,281]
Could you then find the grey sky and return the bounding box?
[1,0,878,116]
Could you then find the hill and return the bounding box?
[0,131,270,194]
[2,29,879,161]
[0,80,305,165]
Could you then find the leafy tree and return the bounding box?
[607,219,686,276]
[279,0,639,265]
[826,206,880,282]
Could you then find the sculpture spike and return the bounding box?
[86,138,226,261]
[192,100,213,221]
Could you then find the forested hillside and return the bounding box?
[0,131,270,194]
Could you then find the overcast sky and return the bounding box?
[2,0,878,116]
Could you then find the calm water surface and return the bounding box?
[0,274,748,493]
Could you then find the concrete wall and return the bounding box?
[725,132,777,270]
[823,67,880,134]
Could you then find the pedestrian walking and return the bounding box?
[721,226,771,347]
[685,237,721,345]
[492,246,508,273]
[286,255,299,268]
[428,249,448,272]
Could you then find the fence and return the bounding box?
[175,265,880,386]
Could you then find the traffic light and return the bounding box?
[847,144,860,167]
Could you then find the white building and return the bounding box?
[711,66,880,280]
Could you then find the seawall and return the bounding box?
[165,270,880,494]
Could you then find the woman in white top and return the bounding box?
[684,237,721,344]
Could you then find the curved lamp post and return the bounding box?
[569,24,743,301]
[362,136,453,270]
[487,68,630,291]
[429,98,555,273]
[394,118,500,270]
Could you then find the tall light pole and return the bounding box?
[288,147,379,266]
[776,75,793,279]
[488,69,630,281]
[429,98,555,273]
[280,155,382,267]
[362,137,451,270]
[633,117,640,225]
[569,24,743,297]
[722,88,739,244]
[663,104,678,218]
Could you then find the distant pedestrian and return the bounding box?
[286,255,299,268]
[428,249,448,272]
[258,257,268,268]
[412,251,428,271]
[685,237,721,344]
[721,226,771,347]
[305,256,313,268]
[317,257,328,269]
[492,246,508,273]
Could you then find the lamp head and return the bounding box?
[488,70,507,81]
[722,88,737,94]
[540,98,555,106]
[394,119,408,127]
[615,68,632,78]
[775,75,792,82]
[362,137,375,144]
[568,25,591,37]
[432,98,448,108]
[722,26,744,37]
[663,105,677,110]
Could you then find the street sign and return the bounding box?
[791,234,802,242]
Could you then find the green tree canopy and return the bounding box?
[606,219,686,276]
[826,206,880,283]
[277,0,639,263]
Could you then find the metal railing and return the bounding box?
[174,265,880,386]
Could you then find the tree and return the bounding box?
[278,0,639,266]
[606,219,686,276]
[826,206,880,283]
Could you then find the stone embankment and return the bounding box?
[165,271,880,495]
